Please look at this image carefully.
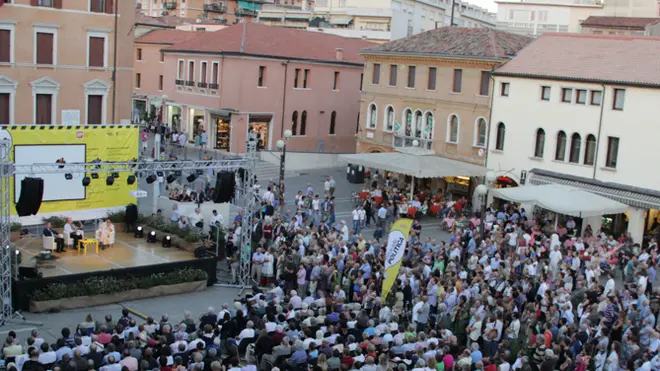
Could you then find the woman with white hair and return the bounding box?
[237,321,255,345]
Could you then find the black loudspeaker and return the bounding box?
[214,172,235,203]
[125,203,138,224]
[194,245,207,258]
[16,177,44,216]
[347,165,365,184]
[18,266,42,279]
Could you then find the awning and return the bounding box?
[238,1,260,11]
[338,147,489,179]
[330,16,353,25]
[491,184,628,218]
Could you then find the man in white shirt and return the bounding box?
[251,248,265,284]
[339,221,349,241]
[352,207,360,234]
[188,208,203,229]
[64,217,83,248]
[210,210,224,228]
[312,195,321,227]
[262,187,275,204]
[290,290,302,309]
[604,272,616,297]
[237,321,256,344]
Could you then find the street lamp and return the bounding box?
[477,171,497,241]
[276,129,293,212]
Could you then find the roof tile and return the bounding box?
[135,29,201,45]
[581,16,660,29]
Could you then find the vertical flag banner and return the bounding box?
[381,218,413,301]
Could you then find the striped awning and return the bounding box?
[529,170,660,210]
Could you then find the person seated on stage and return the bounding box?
[97,218,115,249]
[63,217,83,249]
[177,216,189,230]
[188,208,203,230]
[43,222,65,252]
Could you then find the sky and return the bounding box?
[464,0,498,13]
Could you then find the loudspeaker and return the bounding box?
[18,266,41,279]
[347,165,365,184]
[194,245,207,258]
[214,172,235,203]
[125,204,138,231]
[16,177,44,216]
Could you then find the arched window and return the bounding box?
[384,106,394,132]
[534,128,545,158]
[555,131,567,161]
[403,109,412,136]
[584,134,596,165]
[329,111,336,135]
[495,122,505,150]
[447,114,459,143]
[366,104,377,129]
[414,110,423,138]
[423,113,434,140]
[300,111,307,136]
[475,118,487,147]
[569,133,581,163]
[291,111,298,135]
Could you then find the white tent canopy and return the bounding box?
[339,148,490,179]
[491,184,628,218]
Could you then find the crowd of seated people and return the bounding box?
[168,184,214,204]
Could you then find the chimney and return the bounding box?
[335,48,344,61]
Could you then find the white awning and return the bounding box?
[339,148,489,179]
[330,16,353,25]
[491,184,628,218]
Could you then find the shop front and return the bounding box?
[165,105,182,131]
[212,114,231,151]
[248,115,272,150]
[187,108,206,143]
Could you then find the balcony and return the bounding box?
[392,133,433,150]
[204,3,227,12]
[236,7,258,16]
[209,83,219,90]
[175,79,184,86]
[164,1,177,10]
[198,82,208,88]
[185,80,195,87]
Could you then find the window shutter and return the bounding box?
[54,0,62,8]
[105,0,114,14]
[36,33,54,65]
[89,37,104,67]
[0,94,9,126]
[0,30,10,63]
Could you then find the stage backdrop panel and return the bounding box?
[4,126,139,222]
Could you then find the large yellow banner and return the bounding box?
[381,218,413,302]
[4,125,139,217]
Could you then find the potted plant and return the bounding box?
[10,222,22,242]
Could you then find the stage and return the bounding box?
[15,232,196,278]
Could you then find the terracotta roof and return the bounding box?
[362,27,533,60]
[135,11,196,28]
[165,23,375,64]
[581,16,660,29]
[495,33,660,87]
[135,29,200,45]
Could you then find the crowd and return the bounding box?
[6,174,660,371]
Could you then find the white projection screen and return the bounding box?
[14,144,86,203]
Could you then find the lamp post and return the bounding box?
[276,129,293,213]
[475,171,497,242]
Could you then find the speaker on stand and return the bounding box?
[214,172,236,204]
[16,178,44,216]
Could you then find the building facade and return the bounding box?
[487,33,660,243]
[0,0,135,126]
[356,28,531,168]
[133,23,371,153]
[580,16,660,35]
[138,0,262,24]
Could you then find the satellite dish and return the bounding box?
[0,129,12,159]
[477,148,486,157]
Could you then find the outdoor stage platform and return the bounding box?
[15,232,196,278]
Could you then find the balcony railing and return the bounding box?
[164,1,177,9]
[175,79,184,86]
[236,7,258,16]
[204,3,227,12]
[208,83,219,90]
[392,133,433,150]
[198,82,208,88]
[185,80,195,87]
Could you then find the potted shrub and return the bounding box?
[10,222,22,242]
[43,216,66,229]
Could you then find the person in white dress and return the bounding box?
[262,248,275,285]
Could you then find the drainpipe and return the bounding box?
[592,83,606,180]
[484,69,496,171]
[280,60,289,139]
[111,0,118,125]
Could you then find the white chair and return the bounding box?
[63,231,84,247]
[95,228,115,246]
[42,236,56,252]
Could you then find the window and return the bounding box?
[414,111,422,138]
[90,0,114,13]
[200,62,207,84]
[258,66,266,87]
[475,118,487,147]
[495,122,505,150]
[136,48,142,61]
[452,69,462,93]
[177,60,184,79]
[303,69,310,88]
[447,115,459,143]
[561,88,573,103]
[294,68,300,88]
[423,113,433,140]
[384,106,394,132]
[407,66,416,88]
[555,131,567,161]
[576,89,587,104]
[613,89,625,110]
[427,67,436,90]
[372,63,380,84]
[404,109,412,136]
[87,95,103,125]
[0,28,12,63]
[541,86,551,101]
[389,65,397,86]
[367,103,377,129]
[569,133,581,163]
[291,111,298,135]
[360,73,363,91]
[187,61,194,82]
[0,93,9,125]
[36,31,54,65]
[590,90,602,106]
[605,136,619,168]
[329,111,336,135]
[211,62,219,86]
[135,73,141,88]
[584,134,596,165]
[34,0,62,8]
[300,111,307,135]
[534,128,545,158]
[160,52,164,62]
[333,71,340,90]
[88,35,106,67]
[35,94,52,125]
[500,82,510,97]
[479,71,490,96]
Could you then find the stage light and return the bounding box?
[162,235,171,247]
[112,172,120,179]
[196,169,204,176]
[147,230,157,243]
[186,173,197,183]
[65,174,73,180]
[82,177,91,187]
[56,158,66,169]
[146,174,157,184]
[134,226,144,238]
[106,176,115,186]
[166,174,178,184]
[91,173,99,179]
[127,175,136,185]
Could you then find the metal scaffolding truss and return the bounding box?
[0,136,259,325]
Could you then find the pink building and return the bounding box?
[133,23,373,153]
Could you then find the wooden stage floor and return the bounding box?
[15,232,196,278]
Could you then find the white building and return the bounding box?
[487,33,660,243]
